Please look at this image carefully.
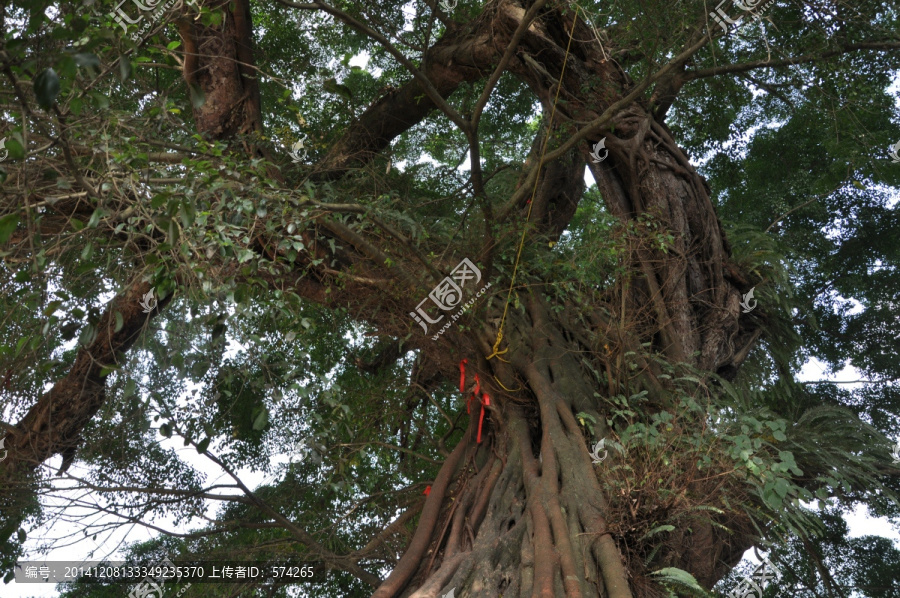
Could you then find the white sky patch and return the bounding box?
[348,52,377,76]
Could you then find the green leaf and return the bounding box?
[0,213,20,244]
[16,528,26,543]
[575,411,597,424]
[763,484,783,510]
[34,68,61,109]
[4,137,25,160]
[774,477,790,498]
[72,52,100,71]
[89,90,110,110]
[167,41,182,50]
[252,406,269,431]
[151,194,168,209]
[648,567,706,593]
[191,360,210,378]
[114,311,124,332]
[60,321,79,340]
[211,322,227,340]
[42,300,62,316]
[123,378,136,398]
[118,59,132,83]
[323,77,353,101]
[88,208,102,228]
[179,201,196,228]
[99,363,120,377]
[638,524,675,541]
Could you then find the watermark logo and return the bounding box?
[288,133,308,163]
[589,439,607,464]
[287,437,312,462]
[0,437,7,462]
[111,0,193,42]
[128,556,188,598]
[740,287,757,313]
[734,0,767,10]
[410,258,491,340]
[891,439,900,464]
[727,557,781,598]
[140,289,158,313]
[439,0,458,11]
[590,138,609,163]
[889,141,900,164]
[111,0,144,35]
[709,0,776,33]
[0,137,8,162]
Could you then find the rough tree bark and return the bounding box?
[178,0,263,140]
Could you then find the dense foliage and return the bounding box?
[1,0,899,596]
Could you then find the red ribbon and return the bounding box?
[467,374,482,413]
[460,360,489,443]
[477,393,490,444]
[459,359,468,394]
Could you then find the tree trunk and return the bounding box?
[358,6,765,593]
[171,1,764,594]
[178,0,266,147]
[373,285,756,598]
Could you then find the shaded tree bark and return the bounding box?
[178,0,266,148]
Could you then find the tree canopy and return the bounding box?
[1,0,900,597]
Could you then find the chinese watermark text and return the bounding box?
[410,258,491,340]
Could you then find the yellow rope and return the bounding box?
[493,375,523,393]
[486,6,582,362]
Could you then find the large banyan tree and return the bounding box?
[2,0,900,596]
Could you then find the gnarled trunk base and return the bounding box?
[375,296,754,598]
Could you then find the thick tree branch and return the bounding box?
[277,0,467,132]
[684,41,900,80]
